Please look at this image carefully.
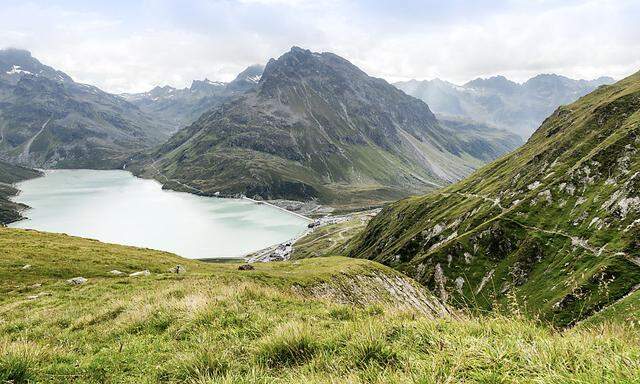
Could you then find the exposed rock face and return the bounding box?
[0,49,171,168]
[396,74,615,138]
[292,269,451,318]
[132,47,520,205]
[349,70,640,327]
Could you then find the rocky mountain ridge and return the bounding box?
[131,47,521,207]
[121,64,265,131]
[396,74,615,137]
[0,49,171,168]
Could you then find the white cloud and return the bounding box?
[0,0,638,93]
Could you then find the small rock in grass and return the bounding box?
[29,283,42,288]
[169,265,187,274]
[66,277,87,285]
[21,264,32,270]
[109,270,126,276]
[238,264,255,271]
[27,292,51,300]
[129,270,151,277]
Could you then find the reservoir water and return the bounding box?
[9,170,309,259]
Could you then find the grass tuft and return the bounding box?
[328,306,356,321]
[350,325,400,369]
[0,342,42,384]
[256,323,319,368]
[161,349,230,381]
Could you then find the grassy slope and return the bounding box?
[1,228,640,383]
[290,212,373,260]
[580,289,640,327]
[132,49,521,208]
[346,71,640,327]
[0,161,42,224]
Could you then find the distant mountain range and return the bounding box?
[0,49,172,168]
[130,47,521,206]
[349,70,640,327]
[395,74,615,137]
[121,64,264,131]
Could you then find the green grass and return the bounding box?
[1,227,640,383]
[346,70,640,327]
[290,212,372,259]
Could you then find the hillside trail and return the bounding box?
[435,190,637,266]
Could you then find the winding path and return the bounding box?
[437,190,638,268]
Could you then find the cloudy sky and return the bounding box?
[2,0,639,93]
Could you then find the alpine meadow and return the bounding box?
[1,1,639,383]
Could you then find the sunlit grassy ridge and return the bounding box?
[347,70,640,327]
[1,227,639,383]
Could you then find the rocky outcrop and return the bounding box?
[293,269,451,318]
[67,277,87,285]
[129,270,151,277]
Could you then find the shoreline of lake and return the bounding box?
[9,169,310,259]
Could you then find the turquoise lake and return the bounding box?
[9,170,308,259]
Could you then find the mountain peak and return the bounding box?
[0,48,33,59]
[225,64,264,92]
[190,78,225,92]
[258,47,368,98]
[137,47,521,205]
[232,64,264,83]
[0,48,72,83]
[289,46,312,56]
[464,75,518,91]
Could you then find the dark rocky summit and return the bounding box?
[132,47,520,206]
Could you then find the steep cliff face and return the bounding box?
[349,70,640,326]
[133,47,520,205]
